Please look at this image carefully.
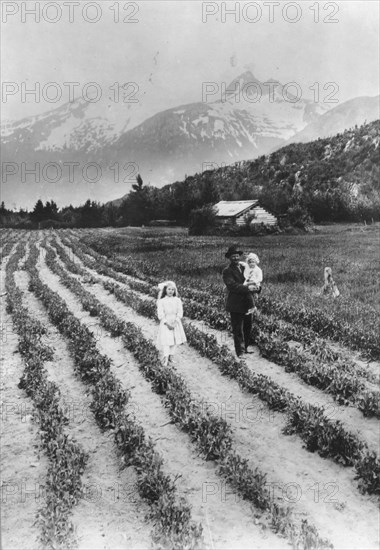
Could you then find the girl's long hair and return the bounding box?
[158,281,178,299]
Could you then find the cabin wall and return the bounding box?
[216,205,277,226]
[250,207,277,226]
[232,208,277,226]
[235,207,277,226]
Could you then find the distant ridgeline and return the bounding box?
[150,119,380,225]
[106,120,380,229]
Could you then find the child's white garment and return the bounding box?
[322,267,340,298]
[240,262,263,287]
[156,296,187,355]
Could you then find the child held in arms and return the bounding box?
[156,280,187,366]
[240,253,263,315]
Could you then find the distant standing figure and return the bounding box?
[156,280,187,366]
[322,267,340,298]
[222,246,257,357]
[239,252,263,315]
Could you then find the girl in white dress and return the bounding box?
[156,281,187,366]
[322,267,340,298]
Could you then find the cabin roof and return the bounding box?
[214,200,259,217]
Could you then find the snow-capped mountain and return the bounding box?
[215,71,328,127]
[1,71,373,208]
[1,85,164,153]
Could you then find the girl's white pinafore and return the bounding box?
[156,296,187,349]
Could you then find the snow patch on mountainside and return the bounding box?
[193,115,209,125]
[37,116,83,150]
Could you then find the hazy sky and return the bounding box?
[1,0,379,121]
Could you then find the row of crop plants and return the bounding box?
[72,230,380,360]
[5,242,88,548]
[1,231,21,265]
[0,228,17,244]
[1,241,17,263]
[41,238,335,550]
[23,240,205,550]
[58,235,379,419]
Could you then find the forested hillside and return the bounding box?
[114,120,379,225]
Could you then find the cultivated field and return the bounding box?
[1,226,379,550]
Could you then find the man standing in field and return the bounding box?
[223,245,256,357]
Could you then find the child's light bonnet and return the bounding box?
[246,253,260,264]
[157,280,178,299]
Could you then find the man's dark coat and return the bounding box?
[222,263,250,313]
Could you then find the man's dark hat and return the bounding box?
[225,245,243,259]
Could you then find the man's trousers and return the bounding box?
[230,312,252,357]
